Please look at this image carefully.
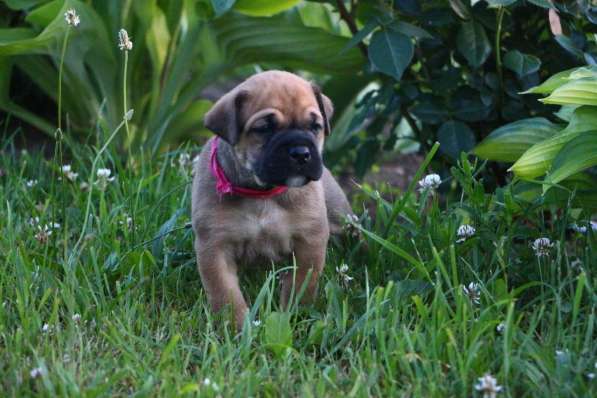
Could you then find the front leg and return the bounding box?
[196,239,248,330]
[280,233,328,309]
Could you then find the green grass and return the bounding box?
[0,136,595,397]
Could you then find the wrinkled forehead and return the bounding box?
[239,76,320,125]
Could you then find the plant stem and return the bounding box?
[495,7,505,108]
[56,26,71,261]
[335,0,368,58]
[123,50,131,149]
[57,28,71,133]
[69,118,127,267]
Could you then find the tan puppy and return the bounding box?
[191,71,352,329]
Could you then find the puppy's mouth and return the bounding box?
[254,130,323,188]
[285,175,308,188]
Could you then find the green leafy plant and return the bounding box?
[318,0,597,177]
[0,0,361,152]
[475,65,597,204]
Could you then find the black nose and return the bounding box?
[289,146,311,165]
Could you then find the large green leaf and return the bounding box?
[437,120,475,160]
[523,66,597,95]
[263,312,292,357]
[522,68,576,94]
[510,107,597,178]
[368,28,413,81]
[0,2,64,55]
[540,78,597,106]
[545,131,597,188]
[456,21,491,68]
[503,50,541,77]
[209,13,363,75]
[0,27,36,44]
[234,0,301,16]
[2,0,51,10]
[474,118,561,162]
[389,20,432,40]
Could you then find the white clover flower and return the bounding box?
[570,223,587,234]
[457,224,476,242]
[570,258,582,269]
[95,168,115,190]
[61,164,78,182]
[30,367,44,378]
[34,222,59,244]
[571,221,597,234]
[462,282,481,305]
[346,214,359,224]
[587,372,595,380]
[34,228,51,242]
[343,213,361,238]
[96,168,112,178]
[202,378,220,391]
[26,179,38,188]
[531,237,553,258]
[252,320,261,327]
[475,373,503,398]
[174,152,193,176]
[418,173,441,192]
[496,322,505,334]
[178,153,191,169]
[119,215,133,230]
[118,29,133,51]
[72,313,81,323]
[64,9,80,27]
[41,323,52,334]
[335,263,354,286]
[63,354,71,363]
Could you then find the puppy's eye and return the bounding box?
[251,121,271,133]
[311,123,323,133]
[251,116,277,134]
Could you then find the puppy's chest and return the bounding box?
[226,202,311,262]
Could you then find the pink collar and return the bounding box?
[210,137,288,199]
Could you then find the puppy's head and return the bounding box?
[203,71,333,188]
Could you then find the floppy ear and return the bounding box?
[203,89,248,145]
[311,84,334,135]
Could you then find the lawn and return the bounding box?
[0,139,594,397]
[2,1,597,397]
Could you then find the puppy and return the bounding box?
[191,71,352,329]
